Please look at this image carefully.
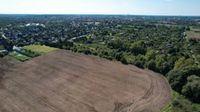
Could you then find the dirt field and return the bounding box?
[0,57,18,78]
[0,50,171,112]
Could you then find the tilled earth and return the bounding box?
[0,50,171,112]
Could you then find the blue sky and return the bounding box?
[0,0,199,16]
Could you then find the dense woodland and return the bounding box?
[0,15,200,112]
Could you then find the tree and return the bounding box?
[167,65,200,92]
[182,75,200,103]
[154,55,171,74]
[145,49,157,61]
[160,62,171,75]
[130,40,146,55]
[174,57,195,70]
[120,53,135,65]
[145,60,156,71]
[63,41,74,50]
[107,38,129,51]
[133,54,145,68]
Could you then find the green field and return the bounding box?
[9,51,31,61]
[9,45,57,61]
[23,45,58,54]
[186,26,200,40]
[186,31,200,40]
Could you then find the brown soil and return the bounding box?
[0,57,18,79]
[0,50,171,112]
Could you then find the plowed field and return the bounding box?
[0,50,171,112]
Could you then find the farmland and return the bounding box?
[186,31,200,39]
[186,27,200,40]
[0,50,171,112]
[0,15,200,112]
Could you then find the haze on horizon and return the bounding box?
[0,0,200,16]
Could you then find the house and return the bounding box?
[13,46,22,51]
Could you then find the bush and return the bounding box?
[0,52,8,57]
[83,49,92,55]
[135,61,144,68]
[160,62,171,75]
[120,53,135,65]
[145,60,157,71]
[132,55,145,68]
[145,49,157,61]
[121,56,129,64]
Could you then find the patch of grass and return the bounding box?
[161,91,200,112]
[186,26,200,40]
[9,51,31,61]
[186,31,200,40]
[23,45,58,55]
[9,45,57,62]
[190,26,200,32]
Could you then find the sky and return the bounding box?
[0,0,199,16]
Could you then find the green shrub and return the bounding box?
[145,60,157,71]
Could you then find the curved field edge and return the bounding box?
[0,50,171,112]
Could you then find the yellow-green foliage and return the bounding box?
[161,91,178,112]
[174,58,195,70]
[23,45,58,54]
[161,91,200,112]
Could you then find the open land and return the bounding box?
[0,50,171,112]
[186,26,200,40]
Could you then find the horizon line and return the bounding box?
[0,13,200,17]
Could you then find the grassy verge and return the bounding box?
[161,91,200,112]
[23,45,58,55]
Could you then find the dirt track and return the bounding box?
[0,50,171,112]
